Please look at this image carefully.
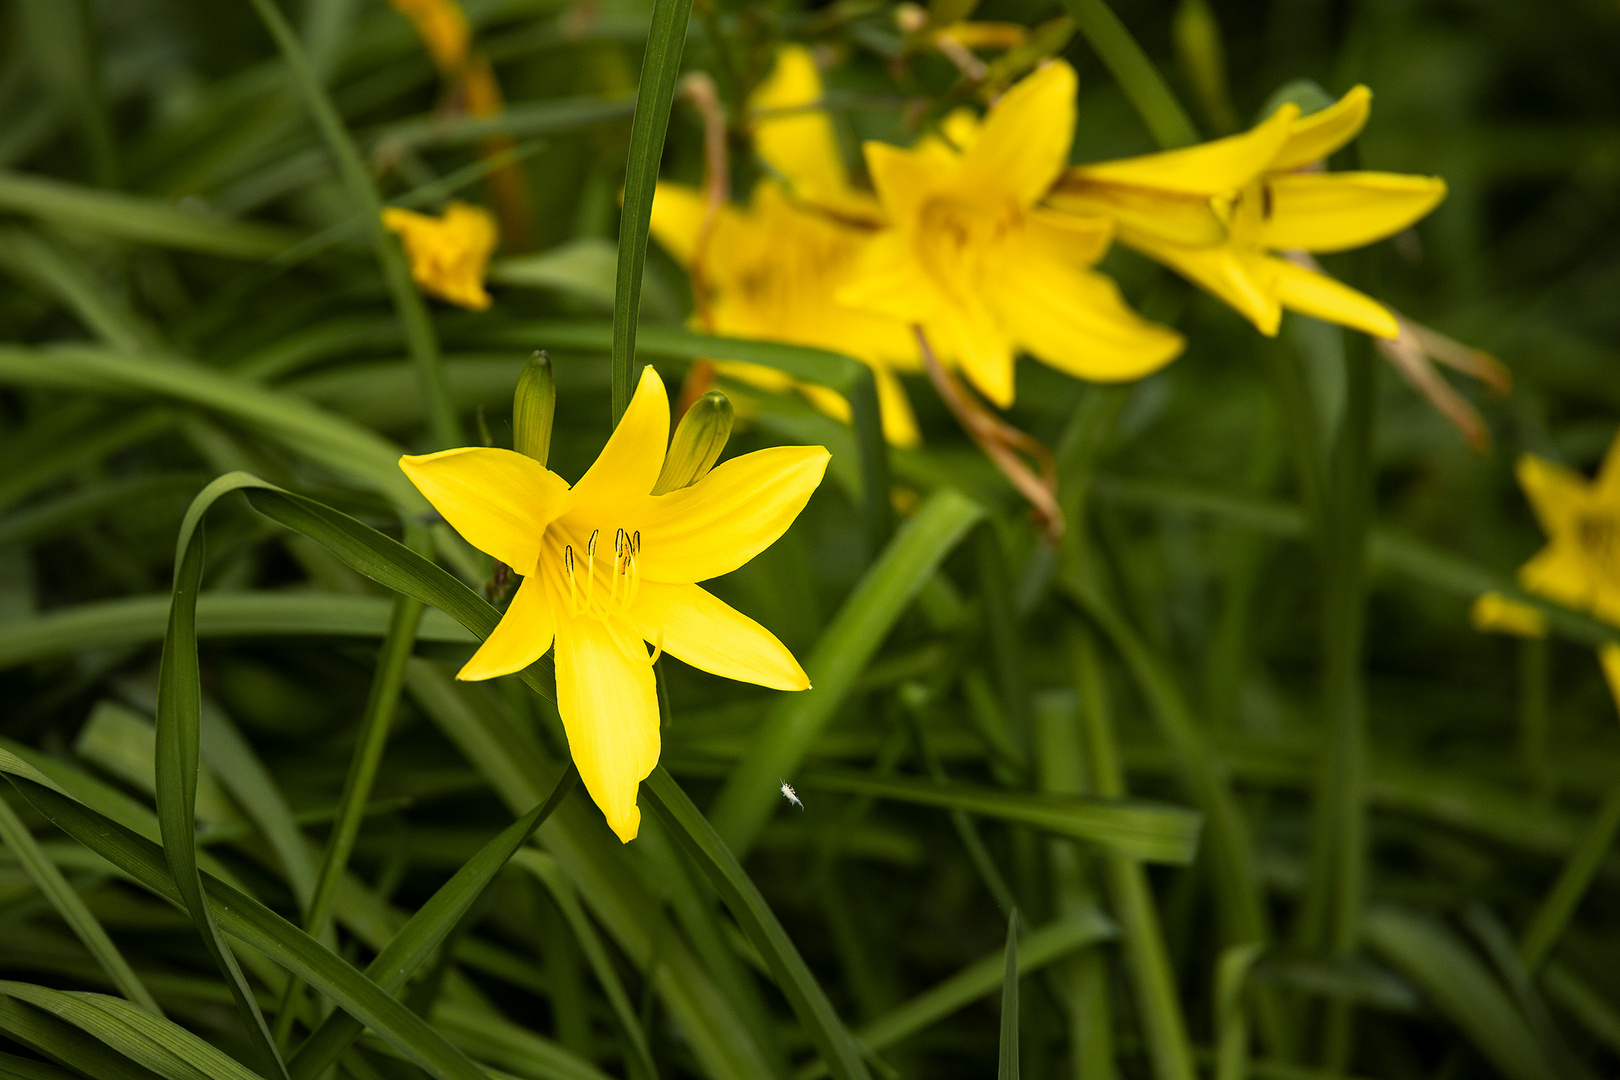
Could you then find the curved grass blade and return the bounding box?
[0,796,161,1015]
[0,1048,80,1080]
[998,911,1019,1080]
[711,488,985,855]
[611,0,694,421]
[1214,943,1264,1080]
[0,995,165,1080]
[644,767,871,1080]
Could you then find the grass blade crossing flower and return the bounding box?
[400,366,828,841]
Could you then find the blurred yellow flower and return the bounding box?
[401,367,826,841]
[387,0,470,75]
[1515,440,1620,626]
[382,201,498,310]
[839,60,1183,408]
[1048,86,1447,339]
[1469,592,1546,638]
[651,46,923,445]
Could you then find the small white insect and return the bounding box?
[779,780,804,810]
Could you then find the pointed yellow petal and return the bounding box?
[634,445,830,583]
[567,366,670,513]
[990,255,1184,383]
[629,581,809,690]
[1271,257,1399,338]
[1518,545,1593,612]
[750,46,849,203]
[1272,85,1372,171]
[931,298,1016,407]
[1469,592,1547,638]
[648,181,711,267]
[399,447,568,573]
[1601,644,1620,713]
[554,612,659,843]
[1516,453,1592,540]
[958,60,1076,205]
[1045,181,1227,247]
[458,574,556,679]
[874,365,921,448]
[1126,235,1282,335]
[1066,104,1297,196]
[863,140,947,233]
[1257,172,1447,252]
[838,229,941,323]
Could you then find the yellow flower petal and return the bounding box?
[458,574,556,679]
[1516,453,1591,541]
[399,447,568,573]
[1064,103,1296,196]
[863,140,945,237]
[1271,256,1399,338]
[567,366,670,514]
[648,181,711,268]
[1468,592,1547,638]
[381,202,499,310]
[634,445,830,584]
[1127,235,1282,335]
[750,46,849,206]
[1601,644,1620,715]
[553,610,660,843]
[990,255,1184,383]
[1271,85,1372,171]
[628,581,809,690]
[388,0,470,75]
[1044,181,1227,247]
[930,297,1016,407]
[1518,545,1592,613]
[1257,172,1447,253]
[957,60,1076,206]
[874,366,921,448]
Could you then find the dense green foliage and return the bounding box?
[0,0,1618,1078]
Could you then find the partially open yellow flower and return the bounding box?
[387,0,470,75]
[382,202,498,310]
[650,47,922,446]
[1515,437,1620,627]
[1469,592,1547,638]
[1048,86,1447,339]
[838,60,1184,408]
[400,367,827,841]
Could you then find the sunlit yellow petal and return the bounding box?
[931,298,1016,407]
[1127,235,1282,335]
[648,181,711,268]
[990,255,1184,383]
[1271,85,1372,171]
[400,447,568,573]
[1044,181,1227,247]
[957,60,1076,206]
[1519,545,1593,613]
[863,140,946,234]
[633,445,830,583]
[1516,453,1592,540]
[553,611,659,843]
[458,574,556,679]
[1025,209,1116,264]
[1272,256,1399,338]
[1601,644,1620,713]
[567,366,670,513]
[1257,172,1447,252]
[839,229,942,323]
[382,202,499,310]
[1064,103,1296,196]
[388,0,470,75]
[1469,592,1547,638]
[799,381,853,423]
[751,46,849,204]
[628,581,809,690]
[874,366,921,448]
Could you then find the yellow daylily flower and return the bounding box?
[382,201,498,310]
[650,47,922,446]
[838,60,1184,408]
[1469,592,1547,638]
[400,367,827,841]
[387,0,470,75]
[1048,86,1447,339]
[1514,436,1620,627]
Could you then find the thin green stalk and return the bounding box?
[612,0,696,423]
[247,0,459,449]
[274,591,425,1047]
[1061,0,1199,149]
[1520,778,1620,972]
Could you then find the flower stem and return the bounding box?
[1062,0,1199,149]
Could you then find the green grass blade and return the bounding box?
[611,0,694,422]
[1214,943,1264,1080]
[1061,0,1198,148]
[710,488,985,854]
[0,1048,81,1080]
[246,0,458,448]
[998,911,1019,1080]
[0,995,165,1080]
[790,768,1199,864]
[0,796,161,1015]
[0,226,156,352]
[643,767,872,1080]
[1520,777,1620,971]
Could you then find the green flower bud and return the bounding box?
[653,390,733,494]
[513,351,556,464]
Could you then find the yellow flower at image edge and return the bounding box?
[382,202,498,310]
[839,59,1184,409]
[1515,440,1620,626]
[400,367,828,842]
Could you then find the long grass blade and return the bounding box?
[998,911,1019,1080]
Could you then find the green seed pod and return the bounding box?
[513,351,556,464]
[653,390,733,494]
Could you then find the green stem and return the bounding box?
[613,0,696,424]
[1061,0,1199,149]
[247,0,459,449]
[1520,778,1620,972]
[1520,637,1553,801]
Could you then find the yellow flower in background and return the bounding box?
[1048,86,1447,339]
[839,60,1183,408]
[1469,592,1547,638]
[382,201,498,310]
[387,0,470,75]
[650,47,923,446]
[401,367,827,841]
[1515,438,1620,627]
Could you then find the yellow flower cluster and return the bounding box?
[652,48,1447,442]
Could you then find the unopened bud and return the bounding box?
[653,391,733,494]
[514,351,555,464]
[1172,0,1237,134]
[1260,77,1335,123]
